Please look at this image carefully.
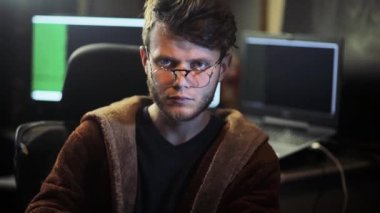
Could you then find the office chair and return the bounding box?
[61,43,147,123]
[14,43,147,211]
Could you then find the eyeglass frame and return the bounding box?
[144,46,223,88]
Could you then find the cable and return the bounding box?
[310,142,348,213]
[311,160,329,213]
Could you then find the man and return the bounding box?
[26,0,280,212]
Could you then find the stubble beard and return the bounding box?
[147,77,215,122]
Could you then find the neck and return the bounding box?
[147,104,211,146]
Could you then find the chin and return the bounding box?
[163,106,199,122]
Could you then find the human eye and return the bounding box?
[155,58,176,69]
[190,60,211,72]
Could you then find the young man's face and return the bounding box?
[140,22,227,122]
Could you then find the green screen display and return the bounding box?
[32,23,67,101]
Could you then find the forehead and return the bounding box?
[148,22,220,61]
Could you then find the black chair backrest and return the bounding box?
[62,43,148,123]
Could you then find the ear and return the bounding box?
[139,46,149,74]
[218,52,232,82]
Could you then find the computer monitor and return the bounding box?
[31,15,144,102]
[240,32,343,128]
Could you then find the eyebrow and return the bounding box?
[152,54,214,64]
[153,55,178,62]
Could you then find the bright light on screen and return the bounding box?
[31,15,144,102]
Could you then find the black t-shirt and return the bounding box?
[135,106,224,213]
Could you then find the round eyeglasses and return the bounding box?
[146,49,221,88]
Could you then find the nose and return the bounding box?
[173,70,191,88]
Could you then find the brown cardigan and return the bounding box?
[26,96,280,213]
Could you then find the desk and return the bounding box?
[279,142,380,213]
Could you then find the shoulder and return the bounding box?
[59,120,106,164]
[214,108,268,148]
[214,107,279,174]
[214,108,264,133]
[81,96,152,124]
[68,119,103,147]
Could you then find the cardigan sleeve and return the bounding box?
[26,120,111,213]
[217,141,281,213]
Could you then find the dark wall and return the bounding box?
[283,0,380,141]
[0,2,12,127]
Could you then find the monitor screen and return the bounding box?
[240,32,342,127]
[31,15,144,102]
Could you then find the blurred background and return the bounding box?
[0,0,379,212]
